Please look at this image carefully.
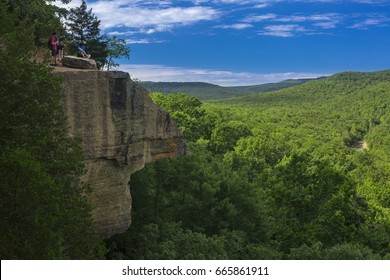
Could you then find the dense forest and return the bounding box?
[1,0,389,260]
[106,70,390,260]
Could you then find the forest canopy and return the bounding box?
[106,70,390,260]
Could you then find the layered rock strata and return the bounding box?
[58,70,188,238]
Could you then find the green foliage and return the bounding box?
[288,242,381,260]
[288,242,325,260]
[268,153,367,250]
[324,243,381,260]
[234,132,292,170]
[150,93,216,141]
[106,144,279,259]
[105,36,130,70]
[0,149,63,259]
[67,0,100,42]
[209,121,252,154]
[5,0,65,47]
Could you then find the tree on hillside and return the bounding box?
[66,0,129,70]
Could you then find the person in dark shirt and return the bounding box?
[57,33,68,61]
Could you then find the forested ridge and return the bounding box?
[107,70,390,260]
[142,78,315,100]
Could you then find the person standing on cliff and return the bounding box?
[50,31,58,66]
[57,32,68,61]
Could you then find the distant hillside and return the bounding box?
[141,78,318,100]
[219,70,390,106]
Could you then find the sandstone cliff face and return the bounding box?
[57,69,188,238]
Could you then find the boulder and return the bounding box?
[62,55,97,69]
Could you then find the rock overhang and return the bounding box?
[56,69,189,238]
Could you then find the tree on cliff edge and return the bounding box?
[66,0,129,70]
[67,0,107,68]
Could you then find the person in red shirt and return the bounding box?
[50,32,58,66]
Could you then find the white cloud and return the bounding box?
[244,12,343,31]
[53,0,82,8]
[92,3,219,31]
[254,3,269,8]
[260,24,308,37]
[119,64,328,86]
[217,23,253,29]
[313,21,339,29]
[276,13,342,23]
[352,0,390,4]
[236,12,344,36]
[126,38,152,44]
[348,15,390,29]
[244,13,278,22]
[241,11,389,36]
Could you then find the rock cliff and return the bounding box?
[56,69,188,238]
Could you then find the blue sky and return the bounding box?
[55,0,390,86]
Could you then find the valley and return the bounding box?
[107,70,390,260]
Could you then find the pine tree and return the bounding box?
[67,0,100,42]
[66,0,130,70]
[67,0,107,68]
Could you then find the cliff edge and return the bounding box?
[56,69,189,238]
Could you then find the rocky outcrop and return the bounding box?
[57,70,188,238]
[62,55,97,69]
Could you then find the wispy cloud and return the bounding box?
[119,64,328,86]
[92,2,219,31]
[244,13,278,22]
[125,38,152,44]
[230,12,344,36]
[237,11,390,37]
[216,23,253,29]
[259,24,308,37]
[348,14,390,29]
[189,0,390,6]
[352,0,390,4]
